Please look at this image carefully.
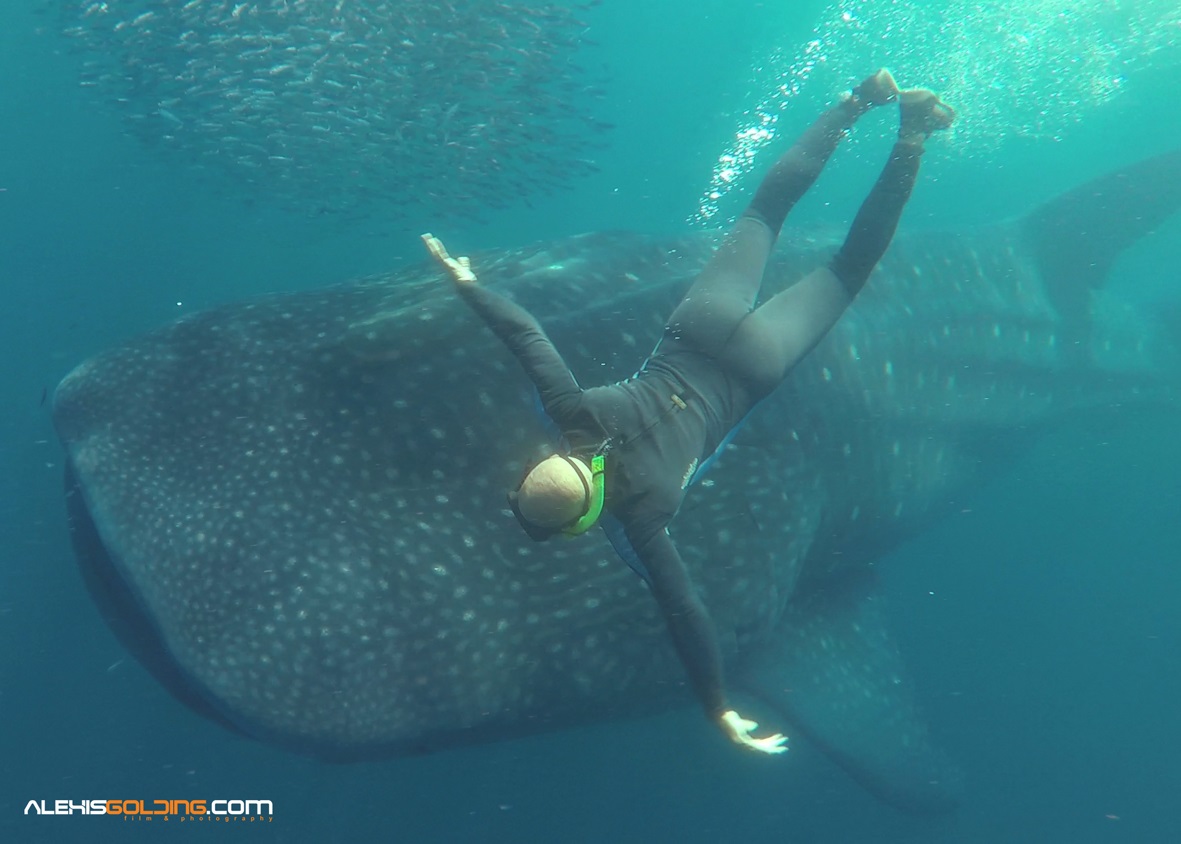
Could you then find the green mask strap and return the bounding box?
[563,454,606,536]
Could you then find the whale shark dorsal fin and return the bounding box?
[1024,146,1181,323]
[740,571,962,814]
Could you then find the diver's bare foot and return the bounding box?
[852,68,900,108]
[898,88,956,144]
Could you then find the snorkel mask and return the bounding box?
[507,453,606,542]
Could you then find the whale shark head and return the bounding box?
[54,232,824,753]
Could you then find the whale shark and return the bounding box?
[53,147,1181,814]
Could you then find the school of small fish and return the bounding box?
[59,0,609,220]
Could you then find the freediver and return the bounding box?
[423,70,955,753]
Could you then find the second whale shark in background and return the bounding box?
[53,146,1181,813]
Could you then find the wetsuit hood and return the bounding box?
[507,453,605,541]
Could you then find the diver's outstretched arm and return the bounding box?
[423,233,582,421]
[422,233,477,283]
[629,526,788,755]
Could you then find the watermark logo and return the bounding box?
[24,799,274,822]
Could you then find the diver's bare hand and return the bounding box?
[421,233,477,284]
[718,710,788,755]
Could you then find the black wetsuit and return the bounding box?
[460,96,926,719]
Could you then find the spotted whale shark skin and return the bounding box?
[54,148,1181,813]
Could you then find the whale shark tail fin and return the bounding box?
[740,570,962,815]
[1024,146,1181,323]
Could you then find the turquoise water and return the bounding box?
[2,1,1180,841]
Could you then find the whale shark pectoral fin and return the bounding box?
[738,572,962,815]
[1025,146,1181,323]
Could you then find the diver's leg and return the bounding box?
[724,89,955,390]
[662,70,899,358]
[743,69,900,237]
